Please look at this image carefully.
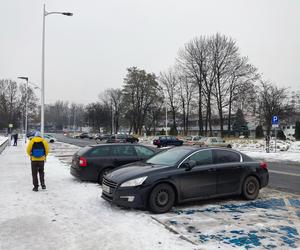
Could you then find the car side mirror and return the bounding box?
[182,160,196,171]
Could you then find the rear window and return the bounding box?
[111,145,136,157]
[76,146,92,156]
[241,153,254,162]
[188,150,212,166]
[89,146,111,157]
[213,149,240,164]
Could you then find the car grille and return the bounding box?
[102,177,118,189]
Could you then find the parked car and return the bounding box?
[26,131,36,138]
[199,137,232,148]
[153,136,183,148]
[95,134,111,141]
[44,134,56,143]
[186,136,205,146]
[77,132,93,139]
[70,144,156,184]
[101,146,269,213]
[106,134,139,143]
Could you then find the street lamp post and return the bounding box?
[18,76,29,142]
[41,4,73,136]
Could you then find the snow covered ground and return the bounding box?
[0,142,193,250]
[1,141,299,250]
[230,139,300,162]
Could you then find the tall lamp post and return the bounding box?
[41,4,73,136]
[18,76,29,142]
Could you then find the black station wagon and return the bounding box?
[70,144,156,184]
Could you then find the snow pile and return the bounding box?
[230,139,300,162]
[0,142,193,250]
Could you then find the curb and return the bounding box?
[0,138,9,154]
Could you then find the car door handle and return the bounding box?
[208,168,216,172]
[234,166,242,169]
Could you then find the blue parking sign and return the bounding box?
[272,115,279,125]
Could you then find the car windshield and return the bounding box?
[146,147,191,166]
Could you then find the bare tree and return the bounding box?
[257,81,292,136]
[0,79,21,130]
[210,34,240,136]
[159,68,179,134]
[225,57,259,132]
[100,88,123,133]
[19,84,38,131]
[177,36,208,135]
[178,74,196,135]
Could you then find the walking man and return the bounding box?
[26,131,49,191]
[13,133,18,146]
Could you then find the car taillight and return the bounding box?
[260,162,268,169]
[79,157,87,167]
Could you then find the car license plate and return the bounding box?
[102,184,110,193]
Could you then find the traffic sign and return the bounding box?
[272,116,279,125]
[8,124,13,128]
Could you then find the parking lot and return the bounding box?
[1,139,299,249]
[52,141,300,249]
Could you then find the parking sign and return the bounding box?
[272,116,279,128]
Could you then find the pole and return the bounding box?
[73,108,76,137]
[41,4,46,137]
[165,99,168,136]
[275,127,277,153]
[25,78,28,143]
[111,99,114,135]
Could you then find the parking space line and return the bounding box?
[269,170,300,177]
[151,216,199,247]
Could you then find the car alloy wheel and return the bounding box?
[149,183,175,214]
[242,176,259,200]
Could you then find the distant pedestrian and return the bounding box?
[13,133,18,146]
[26,131,49,192]
[265,135,270,153]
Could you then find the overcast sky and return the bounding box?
[0,0,299,104]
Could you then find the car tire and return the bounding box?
[98,168,112,185]
[227,144,232,148]
[148,183,175,214]
[242,176,259,200]
[50,139,54,143]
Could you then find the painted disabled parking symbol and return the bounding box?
[152,189,300,249]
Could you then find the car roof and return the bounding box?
[171,146,245,155]
[89,143,153,149]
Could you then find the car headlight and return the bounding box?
[120,176,148,187]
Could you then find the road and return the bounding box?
[53,134,300,195]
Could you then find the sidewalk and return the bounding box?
[0,142,193,250]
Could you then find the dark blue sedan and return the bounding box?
[153,136,183,148]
